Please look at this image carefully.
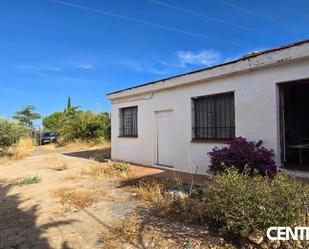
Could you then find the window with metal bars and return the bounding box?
[119,106,138,137]
[192,92,235,140]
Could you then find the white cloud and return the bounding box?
[176,50,222,67]
[70,63,95,70]
[116,58,170,75]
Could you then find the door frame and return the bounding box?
[154,109,174,167]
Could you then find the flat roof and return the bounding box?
[106,39,309,96]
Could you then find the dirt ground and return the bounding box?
[0,145,235,249]
[0,145,139,249]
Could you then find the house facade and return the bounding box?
[107,40,309,175]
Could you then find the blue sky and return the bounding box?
[0,0,308,125]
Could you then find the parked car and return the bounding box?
[40,132,57,145]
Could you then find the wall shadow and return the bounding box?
[0,183,77,249]
[62,148,111,163]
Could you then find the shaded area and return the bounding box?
[62,148,111,163]
[0,183,77,249]
[281,81,309,171]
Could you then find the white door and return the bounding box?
[156,110,174,167]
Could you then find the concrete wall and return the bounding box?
[110,58,309,175]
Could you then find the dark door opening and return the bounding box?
[280,80,309,170]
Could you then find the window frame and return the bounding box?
[192,91,235,142]
[119,106,138,138]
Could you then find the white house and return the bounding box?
[107,40,309,175]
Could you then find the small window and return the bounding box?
[193,92,235,140]
[119,106,138,137]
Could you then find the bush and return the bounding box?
[208,137,277,177]
[15,175,41,185]
[204,169,309,238]
[112,161,129,173]
[43,108,111,143]
[0,118,30,150]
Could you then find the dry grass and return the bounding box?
[81,164,105,177]
[0,138,35,163]
[63,175,81,181]
[100,215,142,248]
[64,139,110,152]
[52,163,69,171]
[54,186,103,209]
[134,178,206,221]
[39,143,56,151]
[81,162,130,179]
[100,213,210,249]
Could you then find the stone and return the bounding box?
[248,231,264,245]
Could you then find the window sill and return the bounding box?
[118,135,138,138]
[191,138,231,144]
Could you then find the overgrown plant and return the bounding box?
[15,175,41,186]
[0,118,30,151]
[112,161,129,173]
[43,103,111,143]
[204,169,309,238]
[208,137,277,177]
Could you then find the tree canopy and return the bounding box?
[13,105,41,128]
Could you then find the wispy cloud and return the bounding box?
[114,49,225,76]
[176,50,222,67]
[70,62,95,70]
[17,64,62,72]
[116,58,170,75]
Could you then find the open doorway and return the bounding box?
[279,80,309,170]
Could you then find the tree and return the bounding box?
[42,112,63,131]
[13,105,41,128]
[0,118,29,150]
[67,96,71,111]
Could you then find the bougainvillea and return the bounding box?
[207,137,277,177]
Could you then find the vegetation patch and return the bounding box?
[134,178,205,221]
[204,169,309,239]
[15,175,41,186]
[54,187,103,210]
[52,163,69,171]
[81,162,130,179]
[100,215,144,249]
[112,161,129,173]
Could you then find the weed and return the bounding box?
[0,138,35,163]
[81,162,130,179]
[15,175,41,186]
[40,144,56,151]
[54,187,102,209]
[53,163,69,171]
[81,164,104,177]
[112,161,129,173]
[134,178,205,221]
[100,214,142,248]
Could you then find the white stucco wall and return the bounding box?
[109,49,309,175]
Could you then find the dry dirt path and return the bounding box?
[0,147,138,249]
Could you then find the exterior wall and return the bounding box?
[110,58,309,175]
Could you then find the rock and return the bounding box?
[270,240,280,249]
[248,231,264,245]
[166,190,188,199]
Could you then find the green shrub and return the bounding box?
[204,169,309,238]
[0,118,30,150]
[43,108,111,143]
[15,176,41,186]
[112,161,129,172]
